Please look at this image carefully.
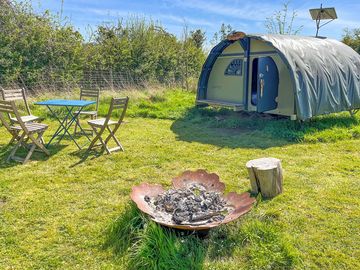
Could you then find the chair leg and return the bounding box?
[91,114,95,136]
[86,126,102,152]
[98,134,110,154]
[75,115,93,136]
[86,124,123,155]
[8,131,19,145]
[21,135,30,148]
[9,136,16,145]
[104,126,124,152]
[8,131,49,164]
[29,132,50,156]
[7,132,26,162]
[25,128,49,164]
[22,143,36,164]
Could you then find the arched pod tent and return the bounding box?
[196,33,360,120]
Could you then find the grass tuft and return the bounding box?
[103,203,146,257]
[129,222,207,270]
[104,203,207,270]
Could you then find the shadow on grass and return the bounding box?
[170,107,360,149]
[69,147,106,167]
[69,134,126,167]
[0,143,66,168]
[103,202,299,270]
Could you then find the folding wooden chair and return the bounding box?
[74,87,100,135]
[0,100,49,164]
[0,87,40,124]
[86,97,129,154]
[0,103,20,145]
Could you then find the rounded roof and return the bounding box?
[248,34,360,119]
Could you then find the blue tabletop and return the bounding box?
[35,99,96,107]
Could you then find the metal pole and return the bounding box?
[315,4,322,37]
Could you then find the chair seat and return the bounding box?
[74,110,97,116]
[11,122,48,132]
[10,115,40,123]
[88,118,117,127]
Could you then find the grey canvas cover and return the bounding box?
[250,34,360,120]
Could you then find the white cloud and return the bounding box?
[159,14,215,27]
[74,7,216,29]
[81,8,133,18]
[166,0,282,21]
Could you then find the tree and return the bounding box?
[0,1,84,88]
[342,28,360,54]
[0,1,206,90]
[190,29,206,49]
[211,23,233,45]
[265,1,303,35]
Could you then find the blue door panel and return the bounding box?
[257,57,279,112]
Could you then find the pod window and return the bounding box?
[224,59,243,76]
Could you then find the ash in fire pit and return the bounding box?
[145,183,234,225]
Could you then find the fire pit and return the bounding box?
[130,170,256,231]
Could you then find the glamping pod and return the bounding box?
[196,32,360,120]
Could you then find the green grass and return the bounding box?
[0,88,359,269]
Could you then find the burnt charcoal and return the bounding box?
[191,211,222,222]
[146,183,233,225]
[173,209,191,224]
[164,202,174,212]
[212,215,225,222]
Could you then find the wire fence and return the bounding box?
[80,70,144,89]
[0,69,166,94]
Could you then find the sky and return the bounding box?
[28,0,359,43]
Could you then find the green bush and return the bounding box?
[0,1,83,88]
[0,1,206,90]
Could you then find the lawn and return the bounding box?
[0,88,359,270]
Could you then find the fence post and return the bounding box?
[109,69,114,90]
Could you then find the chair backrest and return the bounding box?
[0,100,28,133]
[104,97,129,127]
[80,88,100,112]
[0,87,31,116]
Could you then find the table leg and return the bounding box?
[46,105,73,147]
[56,106,82,149]
[45,105,94,150]
[68,107,92,142]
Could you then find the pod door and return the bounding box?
[251,56,279,112]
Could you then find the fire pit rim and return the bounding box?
[130,169,256,231]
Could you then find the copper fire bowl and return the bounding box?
[130,169,256,231]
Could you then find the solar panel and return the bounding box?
[309,7,337,20]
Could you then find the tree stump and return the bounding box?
[246,157,283,198]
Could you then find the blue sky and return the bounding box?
[29,0,359,42]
